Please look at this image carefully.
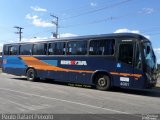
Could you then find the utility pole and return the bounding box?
[50,14,59,38]
[14,26,24,42]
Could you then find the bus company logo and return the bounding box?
[61,60,87,66]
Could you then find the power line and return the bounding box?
[2,0,133,39]
[24,28,53,39]
[55,0,116,14]
[61,0,133,20]
[59,11,139,29]
[20,10,160,39]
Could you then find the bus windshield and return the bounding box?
[143,42,156,70]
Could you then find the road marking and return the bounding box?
[0,97,50,111]
[0,87,129,114]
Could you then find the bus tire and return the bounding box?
[26,68,38,81]
[95,74,111,91]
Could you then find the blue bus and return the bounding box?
[2,33,158,90]
[0,57,2,68]
[0,52,2,68]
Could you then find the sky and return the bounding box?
[0,0,160,63]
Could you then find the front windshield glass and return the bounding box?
[143,42,156,69]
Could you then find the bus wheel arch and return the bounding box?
[26,68,39,81]
[92,71,112,91]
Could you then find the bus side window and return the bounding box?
[89,39,115,55]
[54,42,66,55]
[49,42,66,55]
[20,44,33,55]
[3,45,9,55]
[67,41,87,55]
[48,44,53,55]
[33,43,47,55]
[118,44,133,65]
[135,44,142,69]
[9,45,19,55]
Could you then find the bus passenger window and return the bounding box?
[67,41,87,55]
[33,43,47,55]
[118,44,133,65]
[20,44,33,55]
[9,45,19,55]
[3,45,9,55]
[89,39,115,55]
[48,42,66,55]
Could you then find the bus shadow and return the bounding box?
[110,87,160,98]
[12,77,160,98]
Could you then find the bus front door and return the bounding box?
[115,42,135,88]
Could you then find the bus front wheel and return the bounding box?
[95,74,111,91]
[26,68,38,81]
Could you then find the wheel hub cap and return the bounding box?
[98,78,106,87]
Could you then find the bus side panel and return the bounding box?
[2,56,27,76]
[133,69,145,89]
[112,62,145,89]
[33,56,116,85]
[61,56,115,85]
[36,70,92,85]
[35,57,93,85]
[85,57,117,86]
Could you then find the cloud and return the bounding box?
[90,2,97,7]
[21,33,78,42]
[31,6,47,12]
[140,8,154,14]
[154,48,160,54]
[22,37,49,42]
[114,28,139,34]
[0,43,3,52]
[26,14,38,19]
[26,14,54,27]
[60,33,78,38]
[154,48,160,63]
[114,28,150,39]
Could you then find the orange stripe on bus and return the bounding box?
[110,72,142,79]
[20,56,94,74]
[20,56,142,79]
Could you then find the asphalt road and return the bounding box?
[0,72,160,120]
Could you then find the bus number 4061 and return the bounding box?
[120,82,129,87]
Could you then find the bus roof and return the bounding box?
[4,33,149,45]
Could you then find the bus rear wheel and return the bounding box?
[95,74,111,91]
[26,68,38,81]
